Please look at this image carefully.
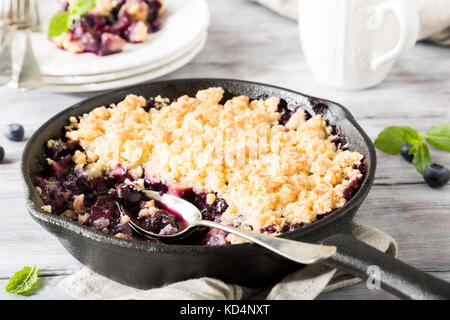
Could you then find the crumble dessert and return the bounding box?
[51,0,164,55]
[35,88,365,245]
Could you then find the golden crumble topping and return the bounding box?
[65,88,363,239]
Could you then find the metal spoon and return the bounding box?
[117,190,336,265]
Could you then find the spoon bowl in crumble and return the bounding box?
[24,80,450,299]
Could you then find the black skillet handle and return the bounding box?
[322,234,450,300]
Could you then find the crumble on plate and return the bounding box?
[35,87,365,245]
[51,0,164,55]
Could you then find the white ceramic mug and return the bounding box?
[298,0,419,89]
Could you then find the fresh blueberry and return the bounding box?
[423,164,450,188]
[0,146,4,163]
[400,142,414,163]
[4,123,24,141]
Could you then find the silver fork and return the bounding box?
[16,0,43,90]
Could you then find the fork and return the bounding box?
[16,0,44,90]
[0,0,43,90]
[0,0,17,85]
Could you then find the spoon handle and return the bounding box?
[197,220,336,265]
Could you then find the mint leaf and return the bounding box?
[409,142,430,174]
[48,0,95,38]
[403,126,423,145]
[425,123,450,152]
[72,0,96,16]
[5,266,39,295]
[48,12,70,38]
[68,6,82,22]
[374,126,406,154]
[374,126,421,154]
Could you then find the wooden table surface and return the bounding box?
[0,0,449,300]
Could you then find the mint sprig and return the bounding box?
[48,0,96,38]
[5,265,39,295]
[374,123,450,174]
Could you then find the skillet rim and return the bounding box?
[20,78,377,255]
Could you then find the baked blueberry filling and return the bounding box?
[35,90,365,245]
[36,142,364,244]
[52,0,163,56]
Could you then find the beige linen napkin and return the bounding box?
[56,223,398,300]
[251,0,450,45]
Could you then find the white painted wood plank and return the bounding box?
[357,185,450,271]
[0,194,81,278]
[0,276,73,300]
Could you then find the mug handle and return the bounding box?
[371,0,419,71]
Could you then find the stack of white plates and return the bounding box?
[31,0,209,92]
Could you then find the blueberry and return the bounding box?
[148,210,178,234]
[116,184,142,204]
[400,142,414,163]
[423,164,450,188]
[0,146,4,163]
[260,224,277,234]
[4,123,24,141]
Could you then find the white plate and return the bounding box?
[43,31,206,85]
[40,32,207,93]
[34,0,209,76]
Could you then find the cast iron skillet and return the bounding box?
[21,79,450,300]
